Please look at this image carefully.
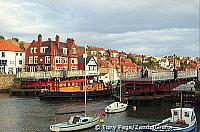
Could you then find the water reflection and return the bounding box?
[0,94,199,132]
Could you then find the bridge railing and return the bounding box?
[17,70,98,78]
[122,69,198,81]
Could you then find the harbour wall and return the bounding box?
[0,74,16,92]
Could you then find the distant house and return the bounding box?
[159,58,169,69]
[25,34,78,72]
[0,40,25,74]
[107,49,119,58]
[78,56,98,76]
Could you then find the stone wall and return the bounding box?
[0,74,16,90]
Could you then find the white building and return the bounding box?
[78,56,98,76]
[99,73,110,83]
[0,40,25,74]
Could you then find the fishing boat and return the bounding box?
[141,108,197,132]
[141,92,197,132]
[50,44,100,131]
[105,57,128,114]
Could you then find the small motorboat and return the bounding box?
[141,107,197,132]
[105,101,128,114]
[50,115,99,131]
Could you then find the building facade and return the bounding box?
[25,34,78,72]
[0,40,25,74]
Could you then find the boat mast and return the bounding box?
[180,91,183,121]
[119,56,122,102]
[84,43,87,117]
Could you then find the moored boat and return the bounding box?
[141,107,197,132]
[50,115,99,131]
[39,78,112,100]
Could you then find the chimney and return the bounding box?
[38,34,42,47]
[55,35,60,48]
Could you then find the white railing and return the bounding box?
[17,70,98,78]
[122,69,197,81]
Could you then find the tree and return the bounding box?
[127,56,137,64]
[0,35,5,39]
[12,37,19,42]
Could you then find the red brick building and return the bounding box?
[25,34,78,72]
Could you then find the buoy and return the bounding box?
[99,118,105,124]
[133,106,137,111]
[101,112,106,117]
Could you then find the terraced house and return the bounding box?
[25,34,78,72]
[0,40,25,74]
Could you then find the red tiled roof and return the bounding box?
[98,48,105,51]
[108,49,118,53]
[0,40,23,52]
[23,43,30,50]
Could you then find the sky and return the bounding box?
[0,0,199,57]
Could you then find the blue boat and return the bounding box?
[141,108,197,132]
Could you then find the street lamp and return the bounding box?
[173,54,177,79]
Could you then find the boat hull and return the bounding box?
[39,89,112,100]
[141,121,197,132]
[105,102,128,114]
[50,117,99,132]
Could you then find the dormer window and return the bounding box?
[63,48,68,54]
[40,47,47,53]
[34,48,37,53]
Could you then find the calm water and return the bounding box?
[0,93,199,132]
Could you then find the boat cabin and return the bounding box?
[69,116,92,124]
[171,108,196,125]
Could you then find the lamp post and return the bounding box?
[173,54,177,79]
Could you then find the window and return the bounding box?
[71,58,77,64]
[185,112,189,117]
[174,111,178,116]
[63,57,67,63]
[30,66,36,72]
[29,56,33,64]
[63,48,68,54]
[45,56,50,64]
[16,53,18,56]
[45,66,50,71]
[71,66,77,70]
[34,56,38,64]
[34,48,37,53]
[0,60,7,65]
[30,48,34,54]
[19,60,22,65]
[72,48,76,54]
[1,52,5,57]
[20,53,22,56]
[40,47,47,53]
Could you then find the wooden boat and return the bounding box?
[39,78,112,100]
[141,108,197,132]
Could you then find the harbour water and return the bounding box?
[0,93,199,132]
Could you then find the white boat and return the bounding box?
[141,108,197,132]
[50,116,99,132]
[50,44,99,131]
[105,101,128,113]
[105,56,128,114]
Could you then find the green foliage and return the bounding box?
[12,37,19,42]
[127,56,137,63]
[0,35,5,39]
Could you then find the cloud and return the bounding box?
[0,0,199,57]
